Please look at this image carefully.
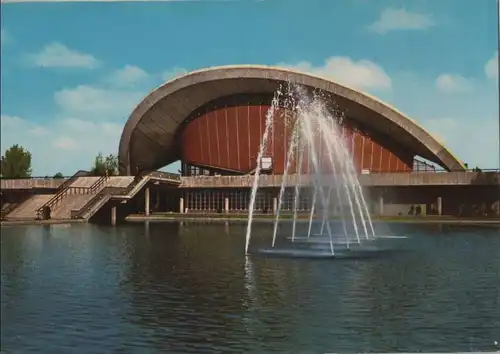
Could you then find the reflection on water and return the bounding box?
[1,221,499,353]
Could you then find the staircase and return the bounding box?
[36,174,108,219]
[1,202,22,220]
[5,194,55,220]
[72,173,181,221]
[71,176,143,220]
[50,195,97,219]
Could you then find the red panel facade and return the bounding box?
[180,104,413,175]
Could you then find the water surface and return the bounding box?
[1,221,499,353]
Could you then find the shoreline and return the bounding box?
[125,213,500,226]
[0,219,86,227]
[1,213,499,227]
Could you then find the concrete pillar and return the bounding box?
[224,198,229,213]
[179,197,184,214]
[155,189,160,209]
[111,206,117,226]
[273,197,277,214]
[378,196,384,216]
[145,187,150,216]
[437,197,442,216]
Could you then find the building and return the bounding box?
[2,66,498,222]
[119,65,465,177]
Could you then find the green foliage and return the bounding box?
[91,152,118,176]
[0,144,32,178]
[53,172,64,178]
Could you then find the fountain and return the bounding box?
[245,84,382,257]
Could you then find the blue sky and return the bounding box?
[1,0,498,176]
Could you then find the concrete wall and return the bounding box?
[181,97,413,174]
[0,178,68,190]
[180,171,500,188]
[4,172,496,191]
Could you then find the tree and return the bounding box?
[0,144,32,178]
[91,152,118,176]
[53,172,64,178]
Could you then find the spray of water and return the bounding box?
[307,187,316,238]
[245,84,376,255]
[271,120,299,248]
[245,90,280,255]
[291,137,305,242]
[298,101,335,254]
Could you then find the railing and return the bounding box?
[71,180,138,220]
[70,173,166,220]
[149,171,181,181]
[88,176,109,193]
[35,174,108,219]
[355,168,500,174]
[0,175,72,180]
[180,171,500,188]
[0,178,68,190]
[56,170,91,190]
[35,171,92,218]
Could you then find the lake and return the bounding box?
[1,221,499,353]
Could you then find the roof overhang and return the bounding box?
[119,65,465,175]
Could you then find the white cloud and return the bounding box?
[161,67,188,82]
[0,61,187,175]
[278,56,392,91]
[29,42,99,69]
[1,114,122,176]
[106,65,150,87]
[54,85,145,119]
[435,74,474,93]
[277,58,498,169]
[384,70,498,169]
[369,8,435,34]
[422,117,498,169]
[2,56,498,176]
[485,52,498,79]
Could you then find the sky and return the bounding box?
[1,0,499,176]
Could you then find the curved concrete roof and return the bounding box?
[119,65,465,175]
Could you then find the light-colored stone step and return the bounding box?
[70,176,102,188]
[104,176,135,188]
[6,194,55,220]
[50,194,97,220]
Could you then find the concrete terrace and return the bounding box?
[1,178,67,190]
[1,172,180,222]
[2,171,499,191]
[180,171,500,188]
[2,170,498,223]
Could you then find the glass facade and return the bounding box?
[182,187,315,213]
[181,162,244,177]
